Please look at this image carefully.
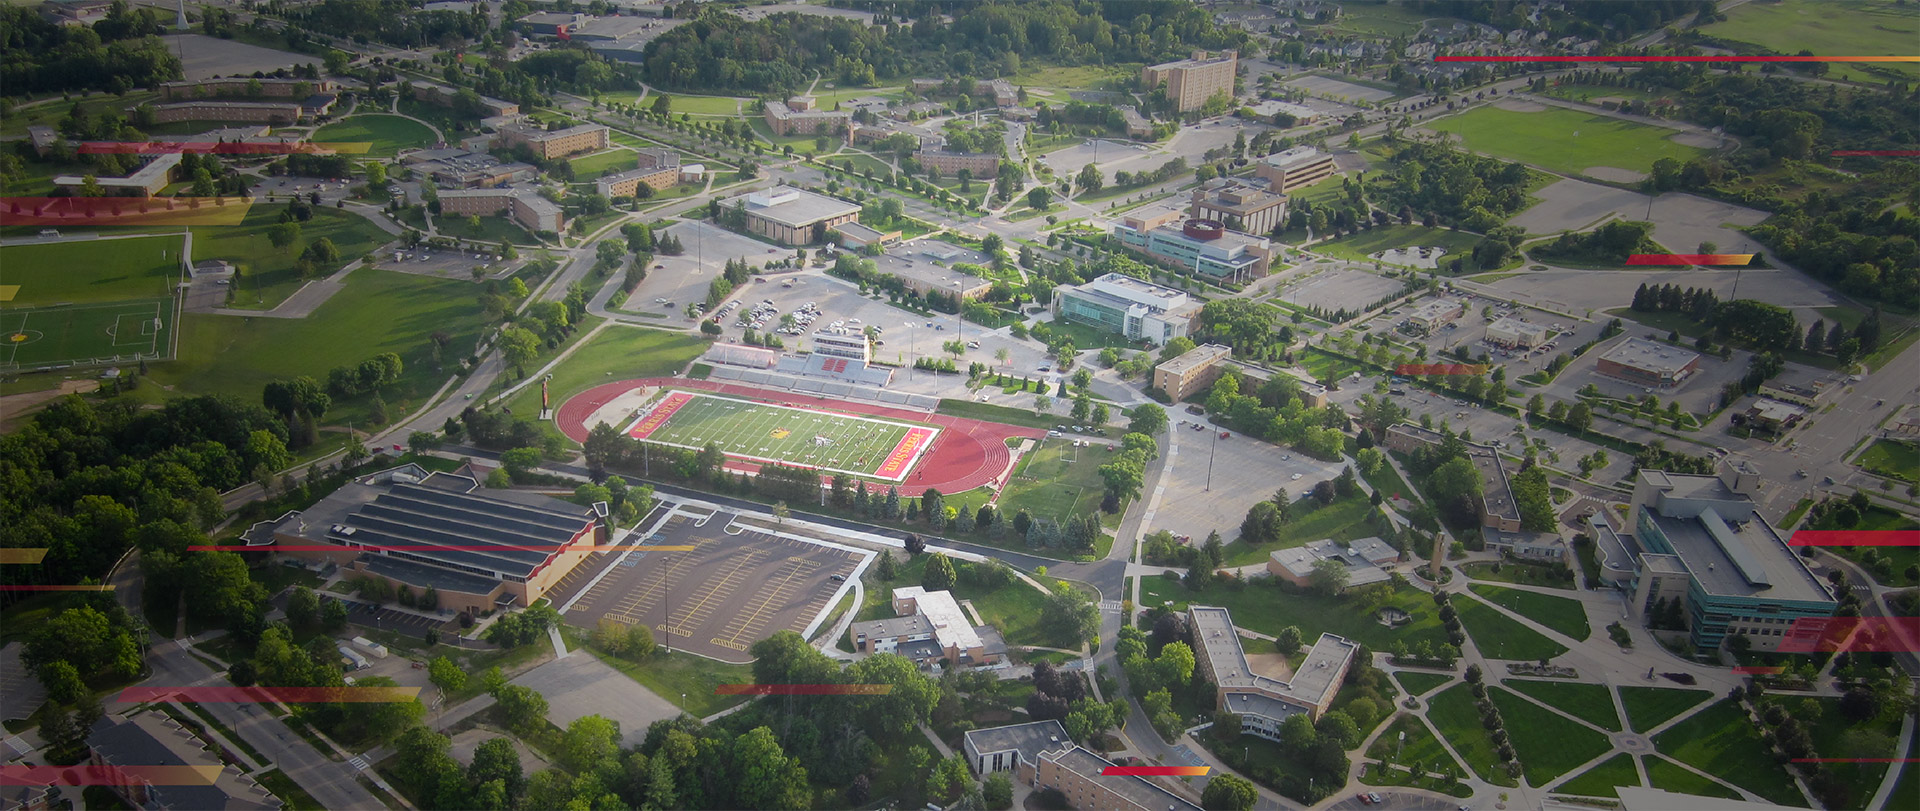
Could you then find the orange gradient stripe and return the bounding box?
[78,141,373,155]
[2,764,222,786]
[0,549,50,565]
[714,684,894,695]
[1,197,253,226]
[1102,766,1211,776]
[0,584,113,592]
[118,685,422,703]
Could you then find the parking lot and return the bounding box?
[375,244,511,281]
[323,594,457,637]
[510,653,681,746]
[624,220,795,319]
[1535,331,1754,416]
[168,33,321,81]
[1273,268,1407,313]
[552,505,863,663]
[1144,417,1346,545]
[1284,74,1399,103]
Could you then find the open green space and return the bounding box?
[569,148,636,178]
[0,235,184,305]
[1887,725,1920,811]
[194,205,392,309]
[1699,0,1920,78]
[1804,502,1920,586]
[1618,686,1711,732]
[1140,576,1448,652]
[1489,686,1614,786]
[647,94,749,117]
[312,115,438,157]
[857,551,1074,649]
[1555,753,1639,798]
[1393,670,1452,697]
[1427,106,1707,176]
[1426,683,1518,786]
[805,85,904,108]
[0,91,162,136]
[1010,64,1136,91]
[0,297,173,369]
[1467,583,1590,641]
[1316,3,1434,37]
[502,325,714,435]
[1041,318,1146,351]
[1502,679,1620,731]
[1313,225,1486,267]
[998,438,1111,525]
[256,768,323,810]
[1643,754,1742,800]
[1541,84,1663,105]
[1654,699,1808,807]
[579,645,754,717]
[144,269,488,425]
[1365,713,1456,769]
[1461,560,1575,590]
[1856,438,1918,482]
[432,212,538,246]
[1759,694,1902,806]
[1221,495,1384,566]
[934,398,1058,431]
[1453,593,1568,661]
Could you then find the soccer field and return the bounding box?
[0,297,174,370]
[1428,106,1706,176]
[625,391,938,480]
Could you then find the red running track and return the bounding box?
[555,378,1045,495]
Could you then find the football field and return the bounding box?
[0,297,174,371]
[625,391,938,480]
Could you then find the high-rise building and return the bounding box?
[1141,50,1238,113]
[1255,146,1339,193]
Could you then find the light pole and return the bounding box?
[1205,428,1218,491]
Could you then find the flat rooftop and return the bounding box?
[1487,315,1552,337]
[293,473,592,580]
[1264,145,1330,170]
[1043,746,1201,811]
[1189,606,1356,708]
[1600,337,1700,374]
[893,586,983,652]
[963,719,1069,761]
[1158,344,1231,376]
[720,188,860,228]
[1645,506,1833,603]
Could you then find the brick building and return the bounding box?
[1595,338,1701,389]
[914,149,1000,177]
[1255,146,1339,193]
[1152,343,1233,402]
[498,121,609,160]
[437,188,566,233]
[715,188,860,245]
[762,96,851,136]
[1141,50,1238,113]
[161,77,334,101]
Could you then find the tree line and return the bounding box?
[0,1,181,96]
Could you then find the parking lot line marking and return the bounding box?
[713,559,818,649]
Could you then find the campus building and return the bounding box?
[1141,50,1238,113]
[1113,217,1275,284]
[161,77,334,100]
[401,148,538,188]
[1255,146,1339,193]
[1188,179,1288,236]
[437,188,566,233]
[1757,365,1840,408]
[914,149,1000,177]
[88,711,280,810]
[830,221,901,249]
[1052,272,1203,346]
[596,165,681,198]
[871,245,992,300]
[410,82,521,117]
[148,101,304,126]
[779,329,894,386]
[1485,316,1554,349]
[716,188,861,245]
[1596,338,1701,389]
[53,152,179,197]
[848,586,1006,668]
[1624,464,1837,653]
[763,96,850,136]
[1036,745,1201,811]
[1266,537,1398,590]
[1402,297,1465,335]
[963,720,1070,786]
[252,465,606,617]
[1383,423,1522,533]
[1189,606,1358,741]
[1119,105,1153,138]
[1153,343,1234,402]
[498,121,610,160]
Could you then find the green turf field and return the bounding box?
[313,115,438,157]
[630,391,933,479]
[0,235,184,305]
[1700,0,1919,79]
[1427,106,1707,177]
[0,297,172,369]
[569,148,637,178]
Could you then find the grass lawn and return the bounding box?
[0,91,162,136]
[860,552,1073,648]
[1467,584,1590,641]
[1011,64,1137,91]
[1856,438,1918,482]
[1654,699,1808,807]
[579,645,753,717]
[1427,106,1706,177]
[1221,496,1384,565]
[1461,561,1576,590]
[1453,594,1568,661]
[1365,713,1456,769]
[653,95,749,117]
[313,115,438,157]
[1699,0,1920,79]
[1427,683,1518,786]
[256,768,324,810]
[1554,753,1640,798]
[1040,318,1145,351]
[1804,503,1920,586]
[145,269,487,426]
[1314,226,1486,267]
[1541,84,1664,105]
[1317,3,1433,36]
[1139,576,1448,652]
[1393,670,1453,697]
[1619,686,1712,733]
[0,235,185,306]
[199,205,394,309]
[1760,694,1900,806]
[570,148,636,178]
[934,398,1059,431]
[504,325,708,419]
[998,438,1112,526]
[805,84,904,109]
[634,390,926,478]
[1643,754,1742,800]
[1885,724,1920,811]
[1502,679,1621,731]
[435,213,539,247]
[1490,686,1614,786]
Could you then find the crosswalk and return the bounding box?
[1098,600,1123,612]
[348,755,369,772]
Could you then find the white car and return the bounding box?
[1290,473,1303,481]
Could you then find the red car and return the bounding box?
[1218,431,1230,439]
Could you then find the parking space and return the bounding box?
[251,176,355,207]
[511,653,681,746]
[1536,331,1754,415]
[624,220,796,319]
[1144,420,1346,544]
[374,244,510,281]
[1273,268,1406,313]
[1323,791,1461,811]
[168,33,320,81]
[322,595,455,637]
[0,642,45,723]
[553,507,862,663]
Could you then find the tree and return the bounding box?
[499,326,540,371]
[731,725,812,810]
[559,715,620,773]
[36,660,87,706]
[1075,163,1103,194]
[1309,558,1349,596]
[875,550,897,581]
[1027,186,1052,210]
[1275,625,1303,656]
[286,586,320,628]
[1201,773,1257,811]
[923,552,957,591]
[983,772,1014,810]
[493,684,550,734]
[428,655,467,693]
[1129,403,1168,435]
[267,221,301,252]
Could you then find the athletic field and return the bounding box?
[0,297,174,370]
[625,391,938,480]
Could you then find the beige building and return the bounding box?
[848,586,1006,668]
[498,121,609,160]
[1141,50,1237,113]
[1255,145,1339,193]
[251,465,604,616]
[716,188,860,245]
[150,101,303,125]
[1153,343,1233,402]
[1188,179,1288,235]
[438,188,566,233]
[1485,315,1554,349]
[1403,297,1465,335]
[1036,745,1200,811]
[53,152,179,197]
[964,720,1069,787]
[915,149,999,177]
[763,96,851,136]
[596,165,681,198]
[410,82,521,117]
[161,77,333,100]
[1189,606,1358,743]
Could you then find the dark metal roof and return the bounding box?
[339,482,592,579]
